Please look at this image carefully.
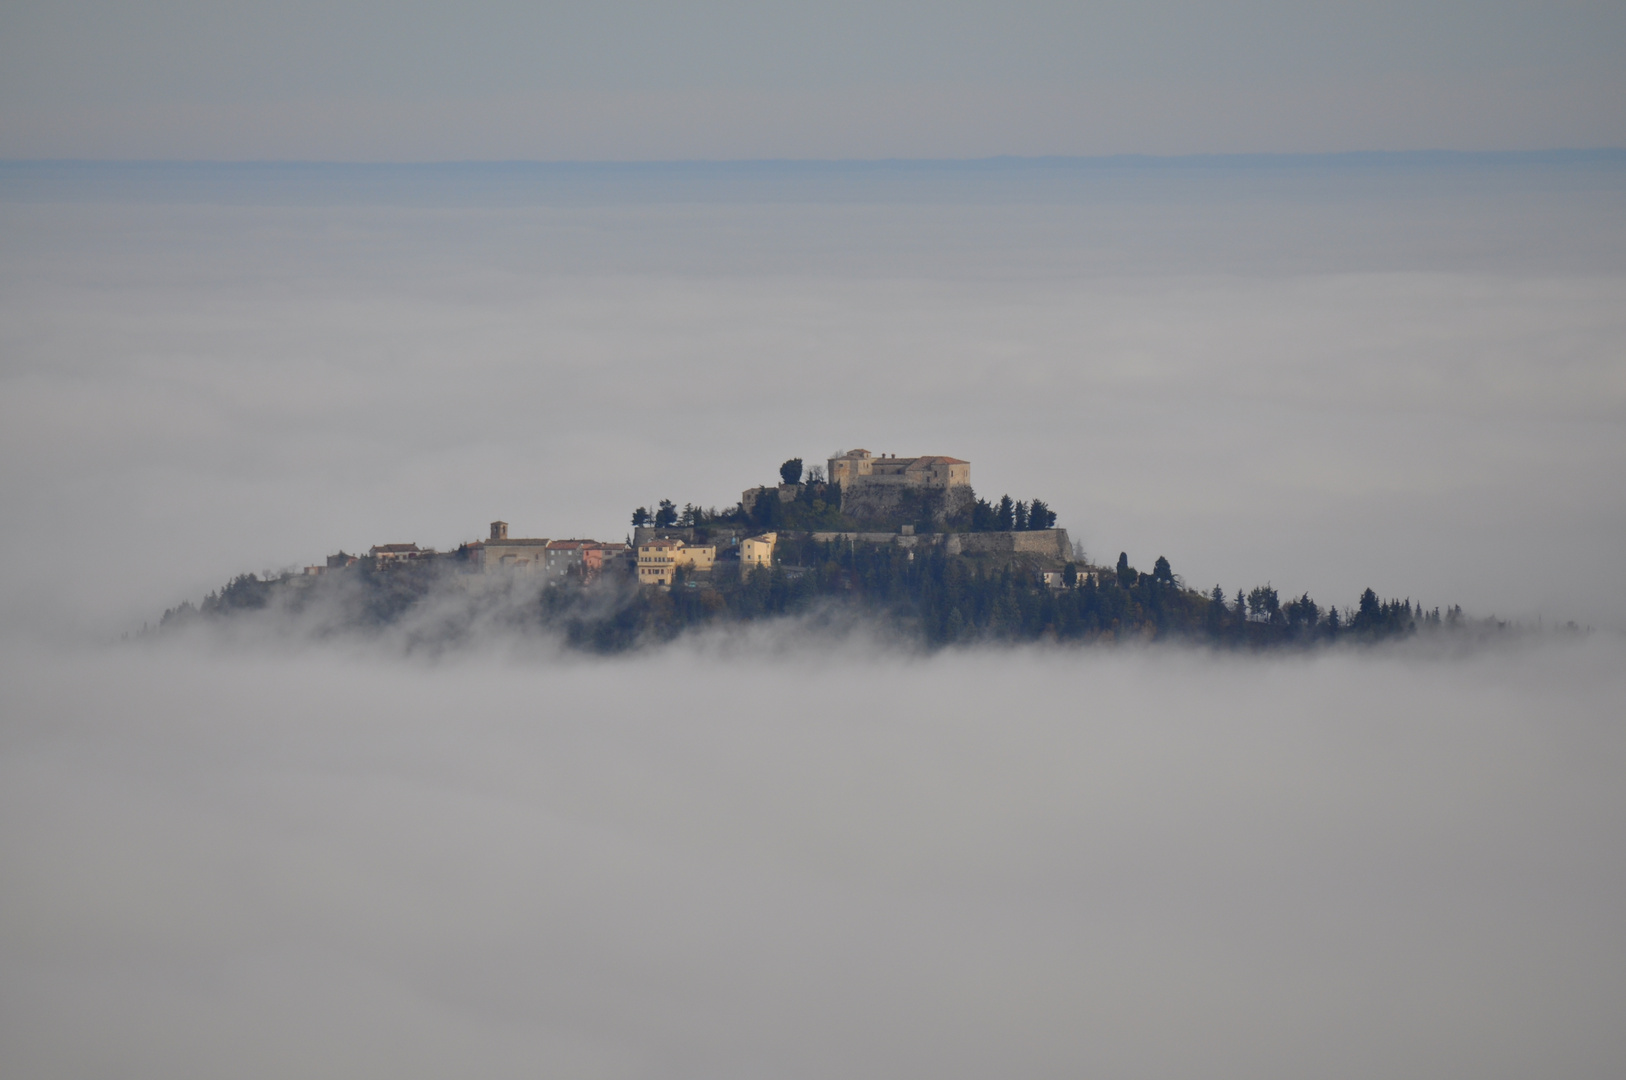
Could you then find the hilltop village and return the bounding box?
[310,449,1076,590]
[165,448,1455,649]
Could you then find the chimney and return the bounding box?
[490,521,508,541]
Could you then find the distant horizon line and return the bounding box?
[4,148,1625,170]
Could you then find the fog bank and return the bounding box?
[2,158,1623,1076]
[2,159,1624,638]
[3,636,1624,1079]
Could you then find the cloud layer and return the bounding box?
[2,160,1625,1077]
[2,160,1623,635]
[4,635,1625,1079]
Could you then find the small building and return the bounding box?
[637,538,716,586]
[740,532,777,571]
[544,539,604,581]
[741,484,803,509]
[370,542,430,565]
[597,542,634,578]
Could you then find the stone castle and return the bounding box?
[826,449,970,490]
[827,448,975,525]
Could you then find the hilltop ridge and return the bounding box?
[155,450,1515,651]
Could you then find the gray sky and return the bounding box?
[1,0,1624,159]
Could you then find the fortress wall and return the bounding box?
[806,528,1073,563]
[943,529,1071,561]
[840,483,975,526]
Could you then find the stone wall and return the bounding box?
[806,528,1073,564]
[839,483,975,529]
[943,529,1072,561]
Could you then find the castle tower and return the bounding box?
[490,521,508,541]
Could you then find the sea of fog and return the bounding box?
[3,635,1626,1079]
[2,156,1625,1077]
[1,156,1623,635]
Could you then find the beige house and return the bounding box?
[637,538,716,586]
[740,532,777,571]
[370,542,430,564]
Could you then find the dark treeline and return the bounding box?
[609,544,1447,651]
[630,460,1060,535]
[162,544,1472,654]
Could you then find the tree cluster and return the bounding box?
[968,494,1058,532]
[532,547,1442,652]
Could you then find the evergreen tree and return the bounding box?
[780,458,803,485]
[1247,585,1280,623]
[996,495,1015,531]
[1027,499,1057,529]
[631,507,651,527]
[1153,556,1173,583]
[1014,500,1030,530]
[654,499,678,528]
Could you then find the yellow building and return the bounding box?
[637,538,716,586]
[740,532,777,571]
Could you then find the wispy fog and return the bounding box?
[2,158,1625,1075]
[3,635,1625,1078]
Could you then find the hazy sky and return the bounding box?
[2,0,1624,159]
